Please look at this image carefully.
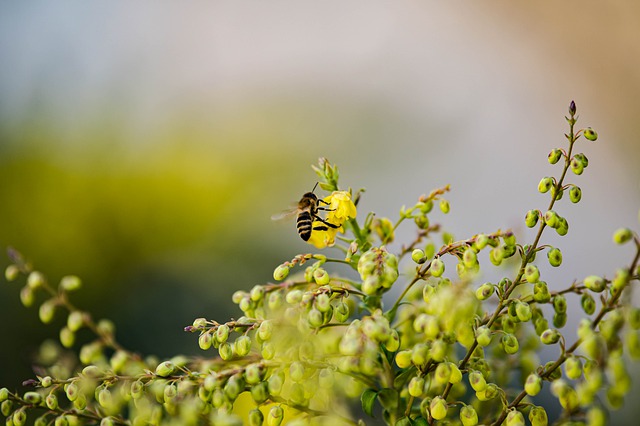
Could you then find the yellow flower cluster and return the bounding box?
[307,191,357,249]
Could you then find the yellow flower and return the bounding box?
[324,191,357,225]
[306,221,340,249]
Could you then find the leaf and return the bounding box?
[413,417,429,426]
[360,388,378,417]
[395,416,413,426]
[377,387,399,411]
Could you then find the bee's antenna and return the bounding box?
[311,182,319,193]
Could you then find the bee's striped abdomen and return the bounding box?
[297,211,313,241]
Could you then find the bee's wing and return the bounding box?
[271,208,298,221]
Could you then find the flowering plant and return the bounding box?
[1,102,639,426]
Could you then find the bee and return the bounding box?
[272,183,340,241]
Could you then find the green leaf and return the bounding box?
[395,416,413,426]
[413,417,429,426]
[361,388,378,418]
[377,388,399,411]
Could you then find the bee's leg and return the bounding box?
[312,215,340,229]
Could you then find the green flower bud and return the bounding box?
[433,362,452,386]
[525,210,539,228]
[431,339,447,362]
[219,342,233,360]
[540,328,560,345]
[570,157,584,175]
[489,246,503,266]
[411,344,430,367]
[334,300,350,323]
[556,216,569,236]
[547,247,562,267]
[476,383,499,401]
[629,307,640,329]
[13,409,27,426]
[538,177,553,193]
[502,333,519,354]
[199,332,212,350]
[248,409,264,426]
[586,407,606,426]
[543,210,559,228]
[524,264,540,283]
[130,380,144,399]
[82,364,102,378]
[564,356,582,379]
[234,335,251,357]
[65,383,79,401]
[384,329,400,352]
[528,406,548,426]
[502,315,517,334]
[458,404,478,426]
[583,127,598,141]
[273,264,290,281]
[60,275,82,292]
[59,327,75,348]
[516,301,532,322]
[412,249,426,264]
[155,361,175,377]
[45,393,58,410]
[313,268,330,285]
[469,370,487,392]
[163,383,177,401]
[430,396,448,420]
[55,416,69,426]
[27,271,46,289]
[429,258,445,278]
[23,391,41,405]
[249,285,265,302]
[307,308,324,327]
[553,312,567,328]
[439,199,450,214]
[224,375,244,401]
[475,282,494,301]
[408,376,425,397]
[525,373,542,396]
[216,324,230,343]
[67,311,85,332]
[581,293,596,315]
[267,405,284,426]
[5,264,20,281]
[40,376,52,388]
[267,291,283,311]
[506,410,525,426]
[463,247,477,268]
[39,300,56,324]
[395,350,413,368]
[584,275,606,293]
[475,325,492,347]
[533,281,551,303]
[19,287,35,307]
[612,268,630,292]
[613,227,633,244]
[553,295,567,313]
[548,148,562,164]
[568,185,582,203]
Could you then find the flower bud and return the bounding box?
[267,406,284,426]
[45,393,58,410]
[459,404,478,426]
[613,228,633,244]
[583,127,598,141]
[307,308,324,328]
[553,295,567,313]
[199,332,213,350]
[584,275,606,293]
[569,186,582,203]
[248,409,264,426]
[469,370,487,392]
[538,177,553,193]
[216,324,230,343]
[155,361,175,377]
[475,283,494,301]
[528,406,548,426]
[395,350,413,368]
[27,271,46,289]
[334,300,350,323]
[39,300,56,324]
[533,281,551,303]
[60,275,82,292]
[612,268,630,292]
[234,335,251,357]
[556,216,569,236]
[586,406,606,426]
[313,268,330,285]
[219,342,233,360]
[506,410,525,426]
[564,356,582,379]
[524,264,540,283]
[570,157,584,175]
[19,287,35,307]
[525,373,542,396]
[59,327,75,348]
[502,333,519,354]
[553,312,567,328]
[430,257,445,277]
[540,328,560,345]
[430,396,448,420]
[548,148,562,164]
[439,199,450,214]
[581,293,596,315]
[272,264,290,281]
[476,383,499,401]
[412,249,426,264]
[525,210,539,228]
[408,376,425,397]
[543,210,559,228]
[5,264,19,281]
[515,301,532,322]
[463,247,477,268]
[547,247,562,267]
[475,325,492,347]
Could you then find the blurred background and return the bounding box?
[1,1,639,422]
